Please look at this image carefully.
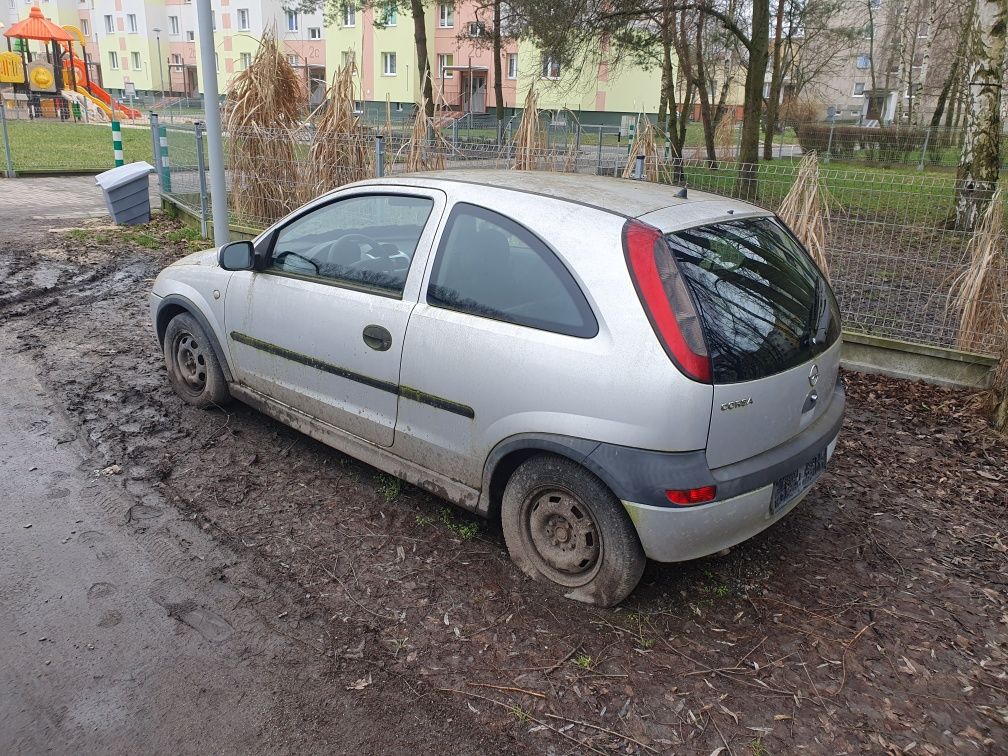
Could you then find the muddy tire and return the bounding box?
[163,312,231,409]
[501,454,645,607]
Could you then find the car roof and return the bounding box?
[358,170,763,221]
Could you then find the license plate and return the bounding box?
[770,447,827,515]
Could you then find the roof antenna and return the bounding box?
[674,184,688,199]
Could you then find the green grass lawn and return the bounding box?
[5,120,154,172]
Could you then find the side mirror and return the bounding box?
[218,240,255,271]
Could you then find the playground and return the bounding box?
[1,6,141,123]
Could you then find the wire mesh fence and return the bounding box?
[159,120,1006,358]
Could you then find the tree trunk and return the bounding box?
[694,13,718,164]
[763,0,787,160]
[493,0,504,142]
[955,0,1007,229]
[929,54,957,127]
[411,0,434,119]
[736,0,770,199]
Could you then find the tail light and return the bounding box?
[623,219,711,382]
[665,486,717,506]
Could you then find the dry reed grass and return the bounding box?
[778,152,833,278]
[305,62,372,197]
[397,95,450,172]
[948,188,1007,356]
[714,116,735,161]
[511,89,547,170]
[224,28,306,224]
[622,115,662,182]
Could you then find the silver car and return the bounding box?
[149,171,844,606]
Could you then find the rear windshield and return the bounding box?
[665,217,840,383]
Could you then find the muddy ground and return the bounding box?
[1,214,1005,754]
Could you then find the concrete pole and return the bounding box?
[196,0,229,246]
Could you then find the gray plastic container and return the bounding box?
[95,162,155,226]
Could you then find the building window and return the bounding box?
[215,53,219,71]
[211,11,216,30]
[870,0,880,7]
[81,18,89,36]
[169,15,179,35]
[341,49,355,67]
[130,51,141,69]
[240,52,252,69]
[287,53,300,67]
[507,53,517,79]
[171,53,182,65]
[382,51,396,76]
[238,9,249,30]
[186,30,195,41]
[466,21,484,37]
[856,54,870,69]
[286,10,298,31]
[127,13,137,33]
[103,14,113,34]
[343,4,355,27]
[379,6,396,25]
[439,3,453,27]
[438,53,453,79]
[308,26,321,39]
[852,82,865,96]
[916,22,929,37]
[108,51,118,70]
[541,56,560,80]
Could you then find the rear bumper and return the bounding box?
[623,433,838,562]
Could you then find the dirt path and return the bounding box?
[1,209,1005,754]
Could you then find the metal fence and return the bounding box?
[158,120,1005,358]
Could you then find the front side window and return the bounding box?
[268,195,435,296]
[664,218,839,383]
[427,204,597,337]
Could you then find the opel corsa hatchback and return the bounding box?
[149,171,844,606]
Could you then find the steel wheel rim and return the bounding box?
[173,331,207,393]
[522,486,602,587]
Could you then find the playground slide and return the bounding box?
[65,88,110,121]
[66,59,142,119]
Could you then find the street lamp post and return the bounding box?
[153,28,165,100]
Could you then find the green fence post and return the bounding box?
[111,120,124,167]
[158,125,171,192]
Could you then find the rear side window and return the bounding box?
[665,217,840,383]
[427,203,598,337]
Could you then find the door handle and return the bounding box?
[362,324,393,352]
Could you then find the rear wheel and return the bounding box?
[501,454,645,607]
[163,312,231,408]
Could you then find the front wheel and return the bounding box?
[501,454,645,607]
[163,312,231,409]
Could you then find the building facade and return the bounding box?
[33,0,670,122]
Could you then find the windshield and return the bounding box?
[664,217,840,383]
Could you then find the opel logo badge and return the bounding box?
[809,364,820,387]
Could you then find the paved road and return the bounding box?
[0,174,160,225]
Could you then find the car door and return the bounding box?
[395,202,601,487]
[224,188,445,447]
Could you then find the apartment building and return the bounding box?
[78,0,665,122]
[328,1,664,124]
